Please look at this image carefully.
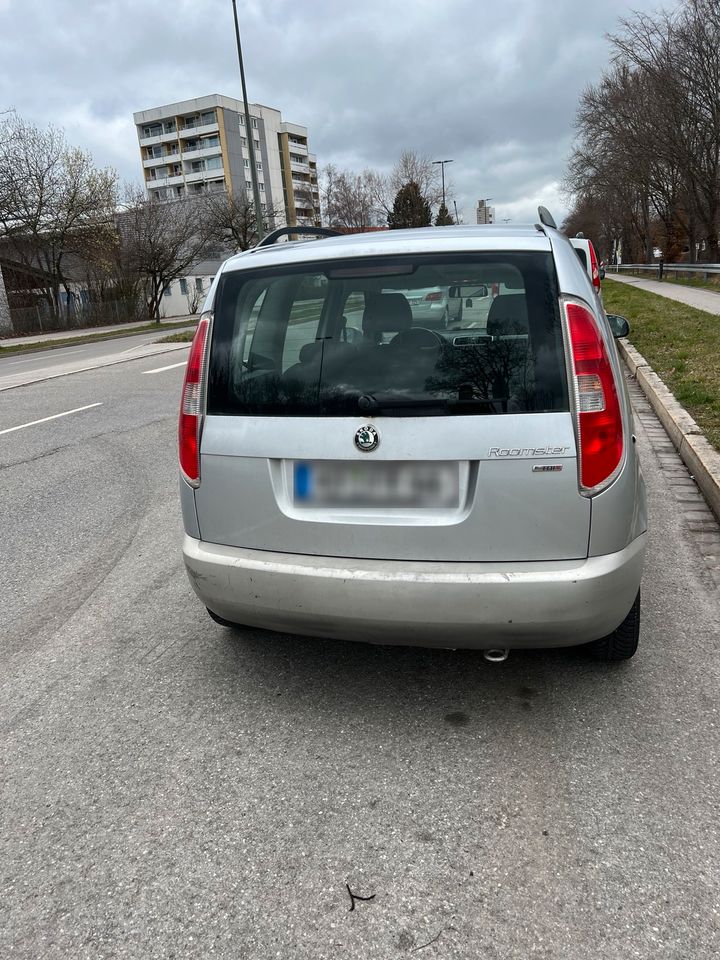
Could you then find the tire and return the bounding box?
[206,607,241,629]
[582,590,641,661]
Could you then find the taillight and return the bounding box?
[564,300,623,493]
[424,291,443,301]
[589,241,601,290]
[178,314,211,486]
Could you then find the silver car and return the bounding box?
[390,285,463,328]
[179,214,647,660]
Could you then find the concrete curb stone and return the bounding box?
[680,434,720,521]
[635,366,702,448]
[617,337,720,522]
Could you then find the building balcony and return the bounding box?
[185,169,226,183]
[146,174,185,188]
[290,160,310,174]
[138,130,180,147]
[179,122,219,139]
[287,139,308,155]
[181,144,223,160]
[143,152,180,168]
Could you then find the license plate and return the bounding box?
[293,461,460,508]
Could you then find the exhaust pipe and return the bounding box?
[483,648,509,663]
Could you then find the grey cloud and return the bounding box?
[1,0,669,224]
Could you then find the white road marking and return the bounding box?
[0,402,103,436]
[142,360,187,375]
[3,347,86,366]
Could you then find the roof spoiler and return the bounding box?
[255,225,341,248]
[537,206,557,230]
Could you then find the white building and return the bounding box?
[133,94,320,227]
[476,200,495,224]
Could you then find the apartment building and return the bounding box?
[133,94,320,227]
[476,200,495,224]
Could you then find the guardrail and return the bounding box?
[611,263,720,278]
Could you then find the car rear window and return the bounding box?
[208,252,567,417]
[574,247,588,269]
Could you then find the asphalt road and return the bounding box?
[1,339,719,959]
[0,326,194,392]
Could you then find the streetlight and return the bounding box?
[231,0,264,241]
[432,159,454,210]
[453,199,461,224]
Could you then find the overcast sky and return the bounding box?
[1,0,670,224]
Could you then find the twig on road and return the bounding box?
[412,927,445,952]
[345,882,376,911]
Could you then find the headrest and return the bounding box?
[298,341,323,364]
[487,294,528,336]
[362,292,413,337]
[298,340,351,364]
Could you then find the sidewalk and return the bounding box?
[0,314,197,349]
[606,273,720,315]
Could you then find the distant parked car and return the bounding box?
[387,286,462,328]
[179,212,647,661]
[570,236,602,295]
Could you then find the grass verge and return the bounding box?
[0,319,197,356]
[156,330,197,343]
[604,278,720,450]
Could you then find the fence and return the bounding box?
[611,263,720,280]
[7,297,145,337]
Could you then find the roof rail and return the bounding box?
[537,206,557,230]
[255,225,341,248]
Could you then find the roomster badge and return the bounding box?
[355,425,379,452]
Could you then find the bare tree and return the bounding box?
[185,282,202,315]
[0,112,118,320]
[369,150,448,221]
[389,150,445,207]
[320,164,379,230]
[203,192,282,252]
[119,186,213,321]
[567,0,720,262]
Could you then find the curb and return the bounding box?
[618,338,720,521]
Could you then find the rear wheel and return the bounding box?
[582,590,640,661]
[206,607,241,629]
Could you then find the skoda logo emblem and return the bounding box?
[355,424,379,452]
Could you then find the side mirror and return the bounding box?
[606,314,630,338]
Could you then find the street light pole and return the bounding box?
[231,0,264,241]
[432,159,454,210]
[453,200,460,224]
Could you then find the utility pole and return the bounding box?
[453,200,461,224]
[432,159,454,210]
[231,0,264,241]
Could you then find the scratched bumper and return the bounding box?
[183,534,646,649]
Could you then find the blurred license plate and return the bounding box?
[293,461,460,508]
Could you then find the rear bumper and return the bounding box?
[183,534,646,649]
